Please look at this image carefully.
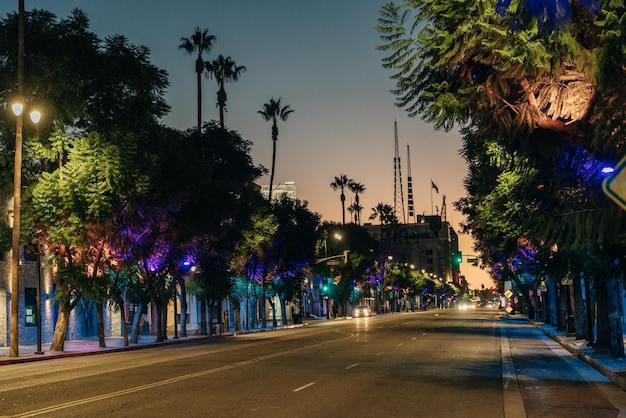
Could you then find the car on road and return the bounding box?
[353,305,372,318]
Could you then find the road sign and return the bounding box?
[504,289,513,299]
[603,155,626,211]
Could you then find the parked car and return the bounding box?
[353,305,372,318]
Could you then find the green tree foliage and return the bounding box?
[266,196,321,325]
[375,0,625,161]
[0,9,173,349]
[377,0,626,353]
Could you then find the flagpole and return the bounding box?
[430,184,433,215]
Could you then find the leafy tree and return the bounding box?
[0,8,172,349]
[376,0,624,168]
[258,98,294,203]
[265,195,321,326]
[29,128,121,350]
[330,174,352,225]
[179,27,216,132]
[376,0,626,355]
[230,206,278,329]
[205,54,246,129]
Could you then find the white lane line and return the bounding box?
[501,326,526,418]
[397,343,404,347]
[411,337,417,341]
[293,382,316,392]
[375,352,384,356]
[422,332,428,336]
[345,363,359,370]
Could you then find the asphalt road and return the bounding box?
[1,309,625,418]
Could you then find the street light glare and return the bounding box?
[11,103,23,116]
[29,111,41,123]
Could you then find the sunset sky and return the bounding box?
[2,1,493,288]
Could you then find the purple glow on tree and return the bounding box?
[496,0,600,33]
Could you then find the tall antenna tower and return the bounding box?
[406,144,415,224]
[393,120,406,224]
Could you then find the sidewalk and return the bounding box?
[531,320,626,391]
[0,323,301,366]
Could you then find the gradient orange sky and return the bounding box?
[3,0,493,289]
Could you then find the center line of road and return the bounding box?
[293,382,316,392]
[345,363,359,370]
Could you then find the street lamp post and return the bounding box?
[172,282,178,339]
[9,0,25,358]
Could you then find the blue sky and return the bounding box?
[1,1,491,287]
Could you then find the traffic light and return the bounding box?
[456,251,462,264]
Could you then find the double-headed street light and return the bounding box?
[12,103,41,123]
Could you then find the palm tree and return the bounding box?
[348,202,363,224]
[179,27,216,133]
[370,203,396,241]
[205,55,246,129]
[330,174,351,225]
[258,98,294,202]
[348,180,366,225]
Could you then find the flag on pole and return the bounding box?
[431,180,439,194]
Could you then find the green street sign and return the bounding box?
[603,155,626,211]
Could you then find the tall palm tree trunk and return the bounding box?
[341,192,346,225]
[218,84,226,129]
[268,123,278,202]
[195,55,203,132]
